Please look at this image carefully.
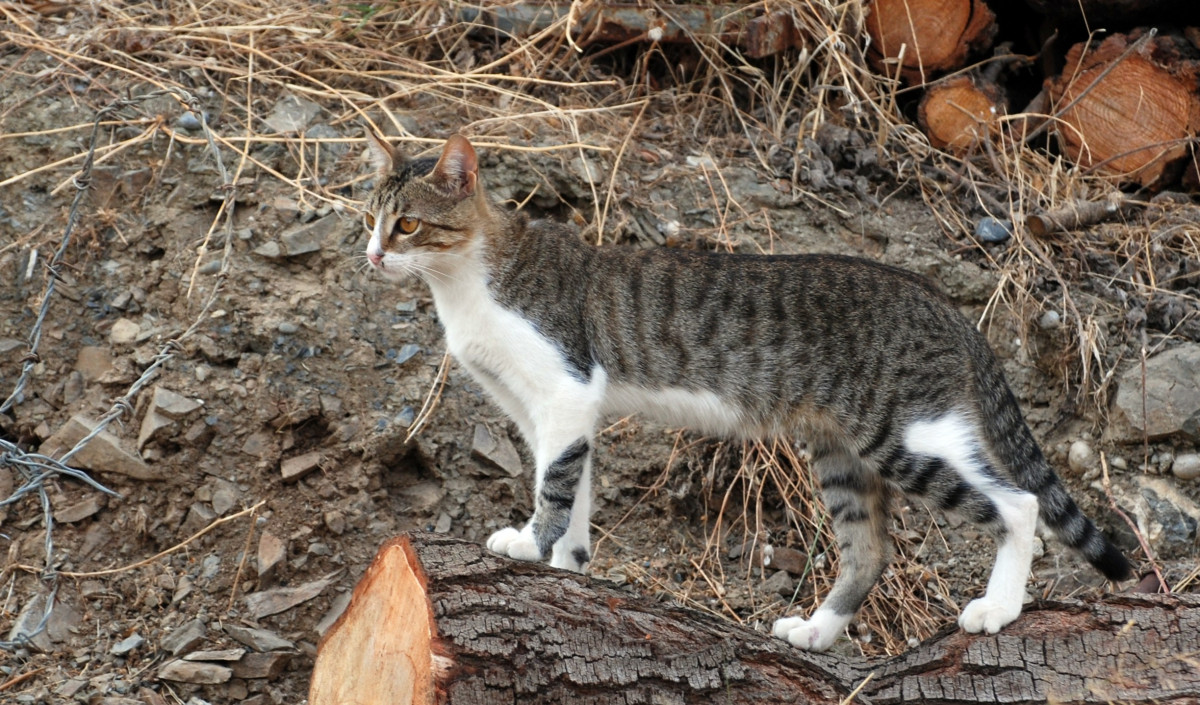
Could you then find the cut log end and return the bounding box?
[308,537,437,705]
[919,75,1005,152]
[866,0,997,83]
[1047,32,1200,188]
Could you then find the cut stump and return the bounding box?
[1046,31,1200,188]
[311,533,1200,704]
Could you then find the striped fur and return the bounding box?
[363,134,1132,652]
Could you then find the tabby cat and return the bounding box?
[362,133,1131,652]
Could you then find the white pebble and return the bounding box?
[1067,440,1094,475]
[1173,453,1200,481]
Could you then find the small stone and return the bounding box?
[40,415,161,480]
[177,112,203,131]
[158,659,232,684]
[253,241,283,259]
[434,512,452,533]
[323,510,346,536]
[400,481,445,514]
[277,321,299,334]
[62,370,84,404]
[265,95,322,133]
[109,318,140,344]
[281,451,322,481]
[74,345,115,383]
[211,484,237,515]
[201,554,221,580]
[1173,453,1200,481]
[172,576,194,605]
[1067,440,1095,475]
[151,387,204,418]
[1038,310,1061,330]
[240,431,273,458]
[278,214,338,256]
[315,591,352,637]
[54,495,106,523]
[243,570,339,619]
[761,570,797,597]
[223,624,295,652]
[257,531,287,581]
[230,652,290,680]
[7,594,52,651]
[762,545,808,575]
[111,633,145,655]
[974,217,1013,243]
[471,424,524,477]
[183,648,245,662]
[394,343,420,365]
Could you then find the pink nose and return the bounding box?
[367,252,383,266]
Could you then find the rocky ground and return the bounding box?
[1,15,1199,705]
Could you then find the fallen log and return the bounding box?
[865,0,997,84]
[310,533,1200,705]
[1045,30,1200,189]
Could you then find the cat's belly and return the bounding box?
[603,382,745,435]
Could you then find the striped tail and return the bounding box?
[971,346,1132,582]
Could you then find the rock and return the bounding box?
[223,624,295,652]
[183,648,245,662]
[111,633,145,655]
[230,652,290,679]
[138,387,203,449]
[471,424,524,477]
[62,370,84,404]
[257,531,287,582]
[151,386,204,418]
[240,431,274,458]
[40,415,162,480]
[1111,344,1200,441]
[400,481,444,514]
[393,343,421,365]
[1174,453,1200,481]
[762,545,808,576]
[323,510,346,535]
[54,494,106,523]
[161,618,206,656]
[74,347,118,382]
[1067,440,1095,475]
[973,217,1012,243]
[244,570,340,619]
[1038,309,1062,330]
[277,321,299,334]
[281,450,322,482]
[434,512,452,533]
[252,241,283,259]
[315,590,352,637]
[265,95,322,133]
[109,318,140,344]
[762,570,797,597]
[277,213,339,256]
[7,593,52,651]
[158,659,232,685]
[1136,476,1200,555]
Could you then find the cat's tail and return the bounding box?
[971,348,1133,582]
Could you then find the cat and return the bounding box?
[361,132,1132,652]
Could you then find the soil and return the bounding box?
[0,18,1190,705]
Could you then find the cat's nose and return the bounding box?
[367,252,383,266]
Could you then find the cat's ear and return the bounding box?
[431,134,478,199]
[365,130,400,175]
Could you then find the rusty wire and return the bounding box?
[0,88,235,652]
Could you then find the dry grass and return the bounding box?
[2,0,1195,659]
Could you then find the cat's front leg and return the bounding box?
[487,436,594,571]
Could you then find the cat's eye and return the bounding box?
[396,216,421,235]
[363,212,376,230]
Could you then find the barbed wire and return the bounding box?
[1,87,237,651]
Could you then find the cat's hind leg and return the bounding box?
[773,444,891,652]
[903,412,1038,634]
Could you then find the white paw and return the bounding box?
[486,526,543,562]
[958,596,1021,634]
[549,545,589,573]
[771,613,842,652]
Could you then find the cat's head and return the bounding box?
[362,133,488,281]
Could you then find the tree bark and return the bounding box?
[1045,30,1200,189]
[311,533,1200,705]
[865,0,997,84]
